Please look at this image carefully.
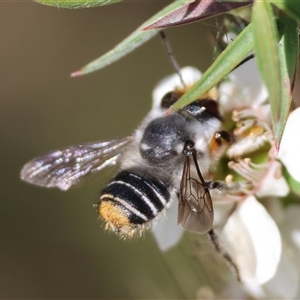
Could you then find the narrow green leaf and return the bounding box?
[71,0,189,76]
[35,0,122,9]
[282,166,300,198]
[169,23,254,112]
[276,13,299,148]
[271,0,300,23]
[252,2,281,150]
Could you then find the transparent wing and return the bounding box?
[178,150,213,234]
[20,136,132,191]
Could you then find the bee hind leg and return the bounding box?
[207,228,242,282]
[205,180,248,282]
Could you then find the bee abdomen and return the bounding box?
[98,170,170,237]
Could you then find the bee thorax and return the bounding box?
[140,113,188,165]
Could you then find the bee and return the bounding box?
[20,67,240,280]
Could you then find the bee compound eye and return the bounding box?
[184,99,222,121]
[211,130,233,149]
[198,99,222,120]
[161,91,180,108]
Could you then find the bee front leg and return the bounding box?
[206,180,252,194]
[205,180,252,222]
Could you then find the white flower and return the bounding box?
[152,198,184,252]
[150,60,300,298]
[222,196,282,284]
[219,58,300,298]
[278,107,300,183]
[219,58,268,111]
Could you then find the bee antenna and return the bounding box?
[159,31,185,87]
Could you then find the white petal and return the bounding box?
[256,161,289,198]
[212,200,237,229]
[242,278,267,299]
[267,205,300,298]
[223,32,237,44]
[242,248,299,299]
[223,196,281,284]
[151,199,184,252]
[152,66,202,110]
[278,107,300,182]
[262,245,299,299]
[279,205,300,256]
[219,58,268,111]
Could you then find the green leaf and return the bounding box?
[276,13,299,148]
[271,0,300,23]
[35,0,122,9]
[282,165,300,197]
[169,23,254,112]
[71,0,189,76]
[252,1,282,150]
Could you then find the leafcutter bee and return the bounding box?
[20,67,240,280]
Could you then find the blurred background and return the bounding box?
[1,1,254,298]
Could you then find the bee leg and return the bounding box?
[206,180,252,224]
[207,228,242,282]
[206,180,245,281]
[206,180,252,194]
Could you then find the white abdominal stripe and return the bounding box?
[100,170,170,224]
